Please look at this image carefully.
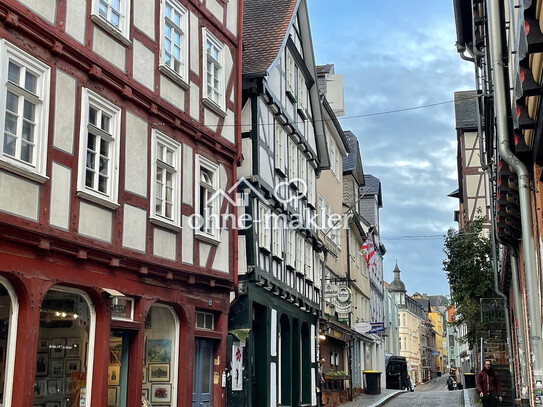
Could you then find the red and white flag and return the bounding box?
[360,233,377,274]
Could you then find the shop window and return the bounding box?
[0,278,17,406]
[142,304,179,406]
[34,287,95,407]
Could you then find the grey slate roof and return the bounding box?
[342,131,365,185]
[316,64,334,75]
[454,90,479,130]
[242,0,297,76]
[361,174,382,207]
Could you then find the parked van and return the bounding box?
[385,354,410,390]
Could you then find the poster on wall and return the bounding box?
[231,343,243,391]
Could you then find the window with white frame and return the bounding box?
[287,229,296,268]
[77,88,121,208]
[161,0,188,81]
[297,69,306,112]
[298,150,306,188]
[285,50,296,99]
[195,155,220,242]
[296,233,304,272]
[274,120,287,174]
[304,242,312,277]
[203,29,225,110]
[306,165,315,206]
[272,215,283,258]
[0,41,50,180]
[288,138,297,181]
[330,137,338,178]
[150,130,181,229]
[258,202,271,251]
[92,0,131,40]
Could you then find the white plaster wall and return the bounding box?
[18,0,56,24]
[182,215,194,264]
[206,0,223,24]
[268,65,281,101]
[122,204,147,252]
[221,110,235,144]
[49,162,71,230]
[78,201,112,242]
[133,40,155,90]
[241,100,252,133]
[230,86,235,104]
[0,171,39,220]
[53,70,76,154]
[124,112,148,197]
[237,138,252,178]
[153,228,177,260]
[212,229,229,273]
[204,108,219,132]
[259,145,273,186]
[199,242,211,267]
[133,0,155,40]
[160,75,185,110]
[226,0,238,37]
[189,12,200,74]
[190,82,200,121]
[65,0,86,43]
[92,27,126,71]
[224,46,233,87]
[182,144,193,206]
[466,174,479,196]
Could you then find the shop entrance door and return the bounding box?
[192,339,213,407]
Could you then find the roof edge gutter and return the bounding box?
[488,0,543,387]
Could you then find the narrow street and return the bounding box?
[416,374,454,392]
[381,390,464,407]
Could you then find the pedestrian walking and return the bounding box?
[476,360,503,406]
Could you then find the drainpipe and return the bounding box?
[317,250,327,406]
[511,253,530,400]
[487,0,543,394]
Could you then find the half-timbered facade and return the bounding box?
[0,0,240,405]
[228,0,329,406]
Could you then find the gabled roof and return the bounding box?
[343,131,364,185]
[242,0,297,76]
[454,91,479,130]
[361,174,382,207]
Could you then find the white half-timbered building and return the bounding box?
[228,0,329,406]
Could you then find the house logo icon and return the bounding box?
[207,177,308,207]
[207,177,270,207]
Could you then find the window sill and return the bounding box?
[0,159,48,183]
[150,216,182,232]
[77,189,119,210]
[91,14,131,47]
[195,230,221,246]
[202,98,227,118]
[159,65,190,90]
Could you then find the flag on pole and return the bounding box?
[360,235,375,266]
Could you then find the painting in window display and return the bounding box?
[142,304,178,404]
[33,289,91,406]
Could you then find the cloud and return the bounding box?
[309,0,472,295]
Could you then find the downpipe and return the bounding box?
[511,253,530,400]
[487,0,543,401]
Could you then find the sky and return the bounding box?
[307,0,474,296]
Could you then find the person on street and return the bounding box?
[476,360,503,406]
[447,376,455,391]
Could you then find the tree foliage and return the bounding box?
[443,217,495,347]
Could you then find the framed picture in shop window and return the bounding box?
[107,387,117,407]
[50,338,66,359]
[50,359,64,378]
[36,353,49,376]
[150,383,172,403]
[38,338,49,352]
[108,365,121,386]
[148,363,170,382]
[65,359,81,376]
[66,337,81,357]
[34,379,47,397]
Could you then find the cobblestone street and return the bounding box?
[383,390,464,407]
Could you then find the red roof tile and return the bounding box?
[242,0,298,76]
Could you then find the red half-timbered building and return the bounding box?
[0,0,241,406]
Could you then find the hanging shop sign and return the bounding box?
[334,286,352,313]
[324,283,340,298]
[369,322,385,334]
[354,322,372,334]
